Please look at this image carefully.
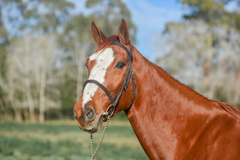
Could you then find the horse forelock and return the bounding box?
[95,35,119,53]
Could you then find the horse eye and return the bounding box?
[85,63,88,69]
[116,62,126,69]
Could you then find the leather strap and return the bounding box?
[83,79,114,104]
[112,42,133,62]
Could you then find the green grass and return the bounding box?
[0,121,148,160]
[0,121,79,134]
[0,121,136,136]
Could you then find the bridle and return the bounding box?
[82,41,136,118]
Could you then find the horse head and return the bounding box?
[74,19,136,133]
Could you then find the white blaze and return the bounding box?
[82,48,115,110]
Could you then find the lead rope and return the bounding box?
[90,117,110,160]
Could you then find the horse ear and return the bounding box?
[118,19,130,45]
[91,21,106,46]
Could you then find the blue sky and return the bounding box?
[122,0,184,60]
[70,0,184,61]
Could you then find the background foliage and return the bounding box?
[155,0,240,106]
[0,0,136,122]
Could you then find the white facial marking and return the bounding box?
[82,48,115,110]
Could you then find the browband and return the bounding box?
[111,42,133,63]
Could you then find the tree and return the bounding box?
[28,34,60,123]
[0,0,74,121]
[57,14,92,117]
[155,20,240,105]
[0,0,9,119]
[0,34,60,122]
[86,0,137,43]
[1,0,75,35]
[181,0,240,30]
[153,0,240,106]
[0,0,137,121]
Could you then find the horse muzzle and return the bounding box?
[74,105,106,133]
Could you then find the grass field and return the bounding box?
[0,118,148,160]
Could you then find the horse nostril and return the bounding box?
[85,107,95,122]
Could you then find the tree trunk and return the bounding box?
[39,80,45,123]
[23,109,29,121]
[29,109,35,122]
[24,38,36,123]
[14,109,22,122]
[39,109,44,123]
[25,80,36,122]
[39,72,46,123]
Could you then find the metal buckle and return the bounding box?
[102,104,114,118]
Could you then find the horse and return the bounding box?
[74,19,240,160]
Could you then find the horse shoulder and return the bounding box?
[215,101,240,120]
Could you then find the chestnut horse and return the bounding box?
[74,19,240,159]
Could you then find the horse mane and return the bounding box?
[95,35,120,52]
[156,63,210,103]
[155,62,240,120]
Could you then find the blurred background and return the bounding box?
[0,0,239,159]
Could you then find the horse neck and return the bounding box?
[127,47,213,159]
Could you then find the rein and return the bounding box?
[82,41,136,159]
